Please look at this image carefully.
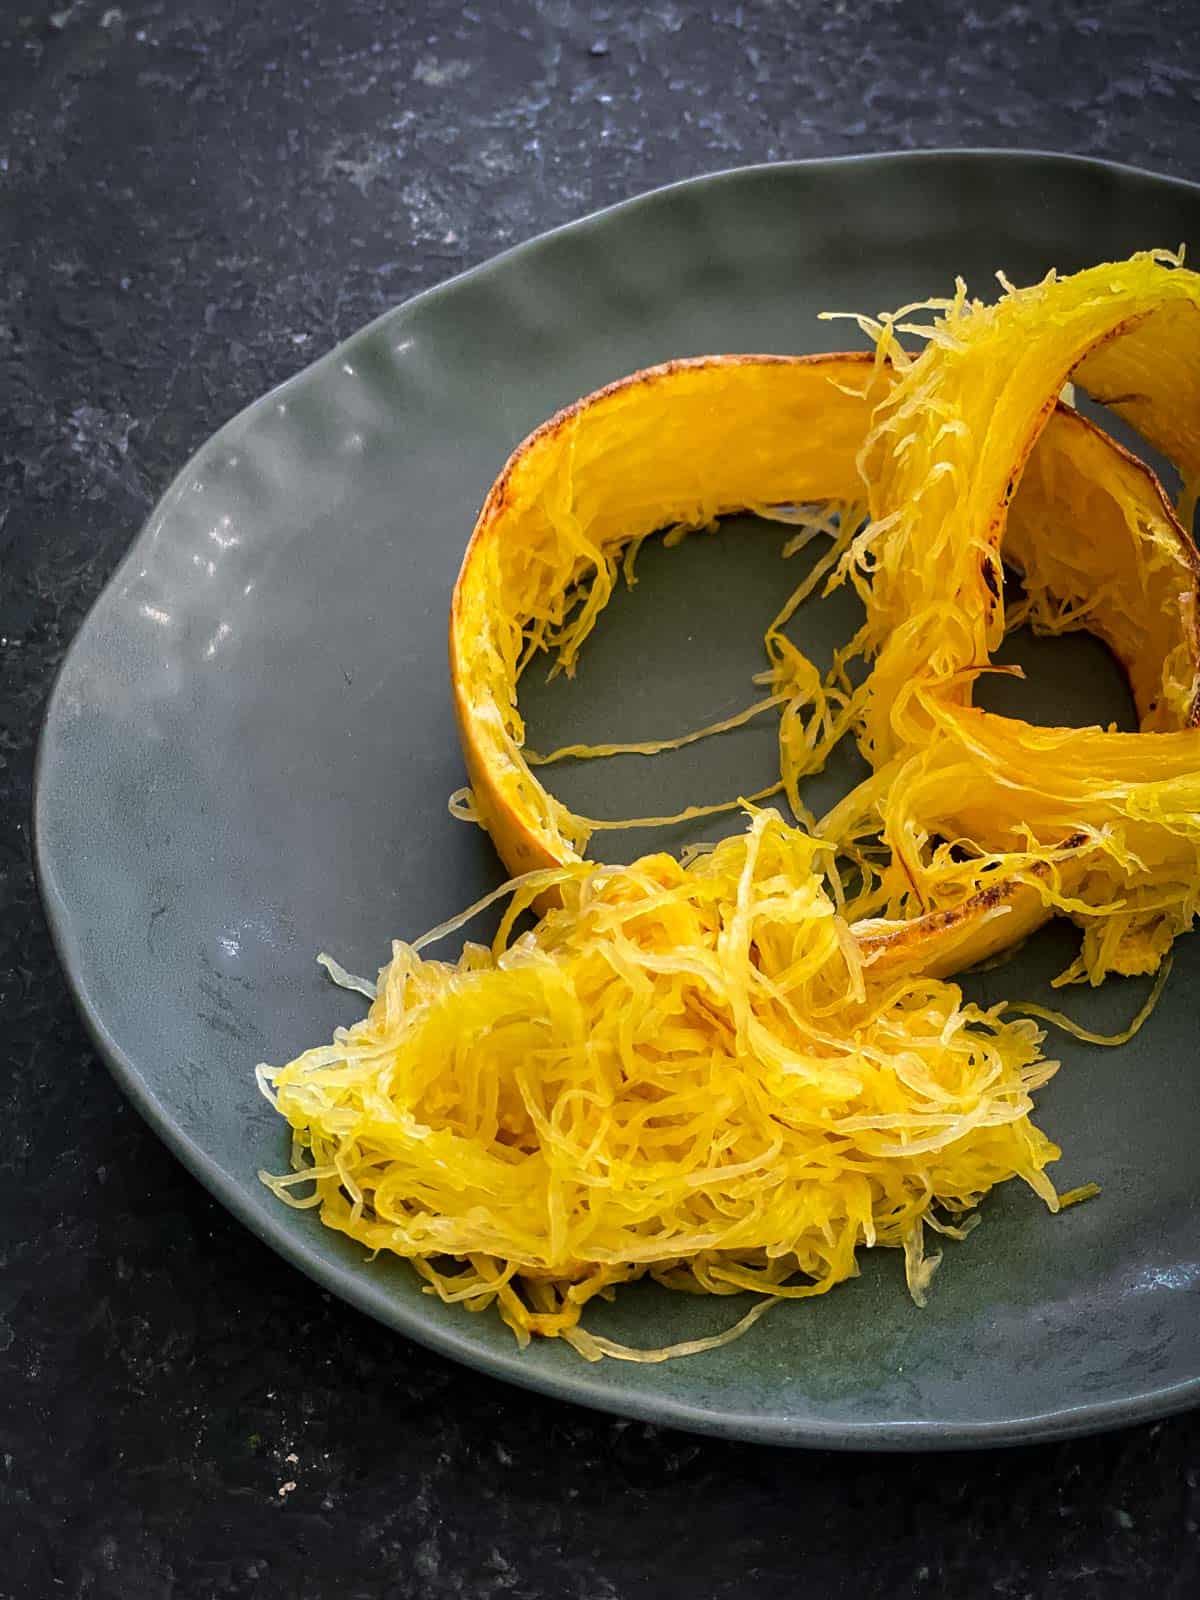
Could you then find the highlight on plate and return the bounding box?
[257,250,1200,1362]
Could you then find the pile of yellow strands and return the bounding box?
[259,811,1076,1360]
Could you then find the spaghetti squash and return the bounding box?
[259,251,1200,1357]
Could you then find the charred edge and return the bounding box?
[864,885,1006,947]
[863,831,1093,949]
[981,556,1000,601]
[456,351,880,607]
[470,351,877,532]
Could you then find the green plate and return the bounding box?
[35,152,1200,1448]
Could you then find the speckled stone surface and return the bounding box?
[5,2,1200,1595]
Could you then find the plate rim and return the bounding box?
[34,148,1200,1450]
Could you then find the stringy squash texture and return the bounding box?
[260,252,1200,1359]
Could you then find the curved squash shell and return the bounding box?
[450,320,1199,978]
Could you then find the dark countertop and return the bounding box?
[4,2,1200,1595]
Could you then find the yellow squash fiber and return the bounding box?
[845,251,1200,765]
[259,812,1065,1359]
[260,251,1200,1357]
[827,252,1200,983]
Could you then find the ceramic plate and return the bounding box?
[36,152,1200,1448]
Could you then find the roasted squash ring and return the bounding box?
[836,253,1200,981]
[450,290,1199,981]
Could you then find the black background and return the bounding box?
[4,3,1200,1596]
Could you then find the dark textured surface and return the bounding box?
[4,1,1200,1595]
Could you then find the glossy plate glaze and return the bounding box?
[36,153,1200,1448]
